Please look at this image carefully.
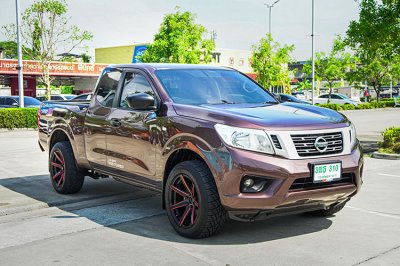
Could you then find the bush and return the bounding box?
[355,103,373,109]
[317,103,343,110]
[342,104,356,110]
[393,142,400,153]
[0,108,38,129]
[380,127,400,149]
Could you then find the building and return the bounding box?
[95,44,254,73]
[0,59,107,96]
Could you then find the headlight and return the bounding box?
[214,124,275,154]
[350,122,357,147]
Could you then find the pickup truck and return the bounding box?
[38,64,363,238]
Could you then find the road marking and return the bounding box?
[378,173,400,178]
[346,206,400,220]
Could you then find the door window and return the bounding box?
[95,70,122,107]
[119,72,155,108]
[5,98,17,106]
[0,97,5,105]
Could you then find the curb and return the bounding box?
[372,151,400,160]
[0,128,37,132]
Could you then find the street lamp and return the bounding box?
[15,0,24,107]
[311,0,315,105]
[264,0,281,36]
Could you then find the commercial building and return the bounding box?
[95,44,254,74]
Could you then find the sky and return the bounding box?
[0,0,360,61]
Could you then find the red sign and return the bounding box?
[0,59,108,77]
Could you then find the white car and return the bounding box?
[315,93,361,106]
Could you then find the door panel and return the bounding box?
[105,71,157,179]
[84,69,121,167]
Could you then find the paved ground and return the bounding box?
[0,109,399,265]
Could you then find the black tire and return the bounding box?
[307,201,346,217]
[49,141,84,194]
[165,160,227,238]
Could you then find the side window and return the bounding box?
[96,70,122,107]
[119,72,155,108]
[0,97,5,105]
[319,94,328,99]
[331,94,341,99]
[5,98,17,105]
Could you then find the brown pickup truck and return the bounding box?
[38,64,363,238]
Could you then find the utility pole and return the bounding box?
[15,0,24,107]
[311,0,315,105]
[264,0,281,35]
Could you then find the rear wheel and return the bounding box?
[49,141,84,194]
[165,160,227,238]
[307,201,346,217]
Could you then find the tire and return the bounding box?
[307,201,346,217]
[49,141,84,194]
[165,160,227,238]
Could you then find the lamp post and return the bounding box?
[15,0,24,107]
[264,0,281,35]
[311,0,315,105]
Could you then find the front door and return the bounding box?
[105,71,158,178]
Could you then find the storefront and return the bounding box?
[0,59,108,96]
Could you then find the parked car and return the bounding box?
[36,94,76,101]
[71,93,93,101]
[278,93,310,104]
[292,91,306,100]
[314,93,361,106]
[0,96,42,108]
[38,64,363,238]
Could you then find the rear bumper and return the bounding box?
[217,143,363,215]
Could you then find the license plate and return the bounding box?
[311,162,342,183]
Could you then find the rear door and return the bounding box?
[84,68,122,167]
[105,70,158,178]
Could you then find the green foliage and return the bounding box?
[60,85,74,94]
[250,34,295,94]
[379,127,400,153]
[140,9,215,64]
[1,0,93,99]
[316,103,343,111]
[346,0,400,101]
[0,108,38,129]
[317,101,396,110]
[304,37,357,103]
[0,41,34,59]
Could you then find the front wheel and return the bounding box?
[165,160,227,238]
[49,141,84,194]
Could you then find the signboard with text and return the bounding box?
[0,59,108,77]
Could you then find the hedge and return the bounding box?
[379,127,400,154]
[0,108,38,129]
[317,101,398,111]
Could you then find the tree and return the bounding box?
[310,37,357,103]
[140,9,215,64]
[250,34,295,94]
[2,0,93,99]
[346,0,400,101]
[0,41,33,60]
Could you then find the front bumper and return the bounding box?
[217,143,363,216]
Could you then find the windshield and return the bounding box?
[155,69,278,105]
[24,97,42,106]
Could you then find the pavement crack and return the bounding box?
[352,244,400,265]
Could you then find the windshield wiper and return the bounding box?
[220,100,237,104]
[260,101,279,104]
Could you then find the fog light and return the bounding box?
[243,178,254,187]
[240,176,273,193]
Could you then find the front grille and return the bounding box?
[270,135,282,149]
[289,173,355,191]
[291,132,343,157]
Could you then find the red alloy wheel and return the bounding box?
[51,150,65,188]
[169,174,200,228]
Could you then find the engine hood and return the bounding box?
[173,102,349,130]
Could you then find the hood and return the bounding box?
[173,102,349,130]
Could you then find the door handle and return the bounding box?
[110,118,121,127]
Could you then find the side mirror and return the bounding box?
[126,93,156,110]
[12,102,19,107]
[274,94,281,102]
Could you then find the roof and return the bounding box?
[108,63,232,71]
